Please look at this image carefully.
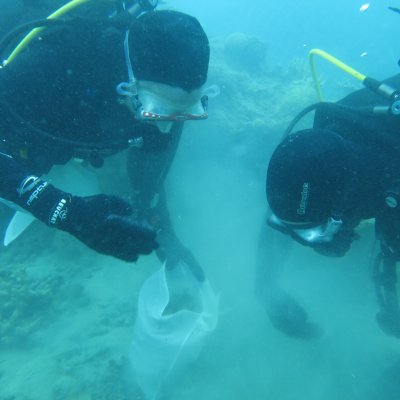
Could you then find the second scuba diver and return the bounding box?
[257,54,400,339]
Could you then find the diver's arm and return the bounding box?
[150,187,204,281]
[256,211,322,339]
[127,122,205,280]
[0,147,32,204]
[255,213,292,299]
[127,122,183,211]
[0,148,157,261]
[373,215,400,337]
[373,244,400,338]
[374,251,400,338]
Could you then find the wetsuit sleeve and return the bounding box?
[126,122,205,281]
[127,122,183,211]
[0,143,158,261]
[0,145,62,222]
[0,145,31,205]
[255,211,322,339]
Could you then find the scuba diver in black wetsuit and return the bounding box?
[0,0,209,279]
[257,50,400,339]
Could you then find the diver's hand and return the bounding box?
[139,204,205,281]
[62,194,158,261]
[18,178,158,261]
[376,311,400,338]
[162,243,205,282]
[266,288,322,339]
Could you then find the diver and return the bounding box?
[0,0,209,279]
[257,64,400,339]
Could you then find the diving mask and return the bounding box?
[269,213,343,244]
[135,81,208,122]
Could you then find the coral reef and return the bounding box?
[208,34,319,138]
[223,32,268,73]
[0,267,53,344]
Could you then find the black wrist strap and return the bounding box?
[17,176,71,227]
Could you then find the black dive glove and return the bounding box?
[266,288,322,339]
[18,177,158,261]
[157,232,205,282]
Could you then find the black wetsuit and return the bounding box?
[0,14,180,214]
[0,12,204,279]
[314,75,400,255]
[258,75,400,340]
[312,75,400,335]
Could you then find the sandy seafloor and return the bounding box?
[0,31,400,400]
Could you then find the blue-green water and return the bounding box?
[1,1,400,399]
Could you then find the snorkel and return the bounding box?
[282,47,400,138]
[0,0,159,160]
[309,49,400,115]
[1,0,159,66]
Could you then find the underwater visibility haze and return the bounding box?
[0,1,399,399]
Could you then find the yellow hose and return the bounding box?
[309,48,367,101]
[5,0,91,64]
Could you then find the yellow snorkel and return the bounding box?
[0,0,159,155]
[2,0,155,66]
[309,48,400,115]
[4,0,92,65]
[283,48,400,138]
[309,49,367,101]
